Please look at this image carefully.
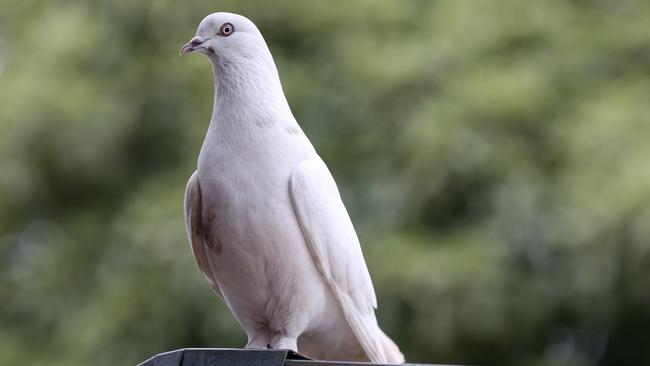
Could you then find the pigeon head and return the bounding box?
[181,12,287,113]
[180,12,269,63]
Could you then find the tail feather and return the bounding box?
[335,288,387,363]
[336,286,405,363]
[380,330,405,363]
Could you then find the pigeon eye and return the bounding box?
[219,22,234,37]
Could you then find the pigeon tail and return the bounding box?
[380,329,405,364]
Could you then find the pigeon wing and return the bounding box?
[184,171,224,300]
[289,159,386,363]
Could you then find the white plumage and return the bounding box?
[181,12,404,363]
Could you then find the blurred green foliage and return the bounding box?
[1,1,649,365]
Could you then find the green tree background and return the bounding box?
[1,1,649,365]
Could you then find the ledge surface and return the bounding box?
[138,348,451,366]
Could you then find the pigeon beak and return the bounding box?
[180,36,205,55]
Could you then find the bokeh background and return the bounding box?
[1,1,649,365]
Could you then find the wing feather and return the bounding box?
[184,171,224,300]
[289,159,386,363]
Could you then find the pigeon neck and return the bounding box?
[210,58,292,125]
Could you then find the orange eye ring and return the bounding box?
[219,22,234,37]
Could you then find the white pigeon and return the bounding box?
[180,12,404,363]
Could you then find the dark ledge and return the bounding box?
[138,348,451,366]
